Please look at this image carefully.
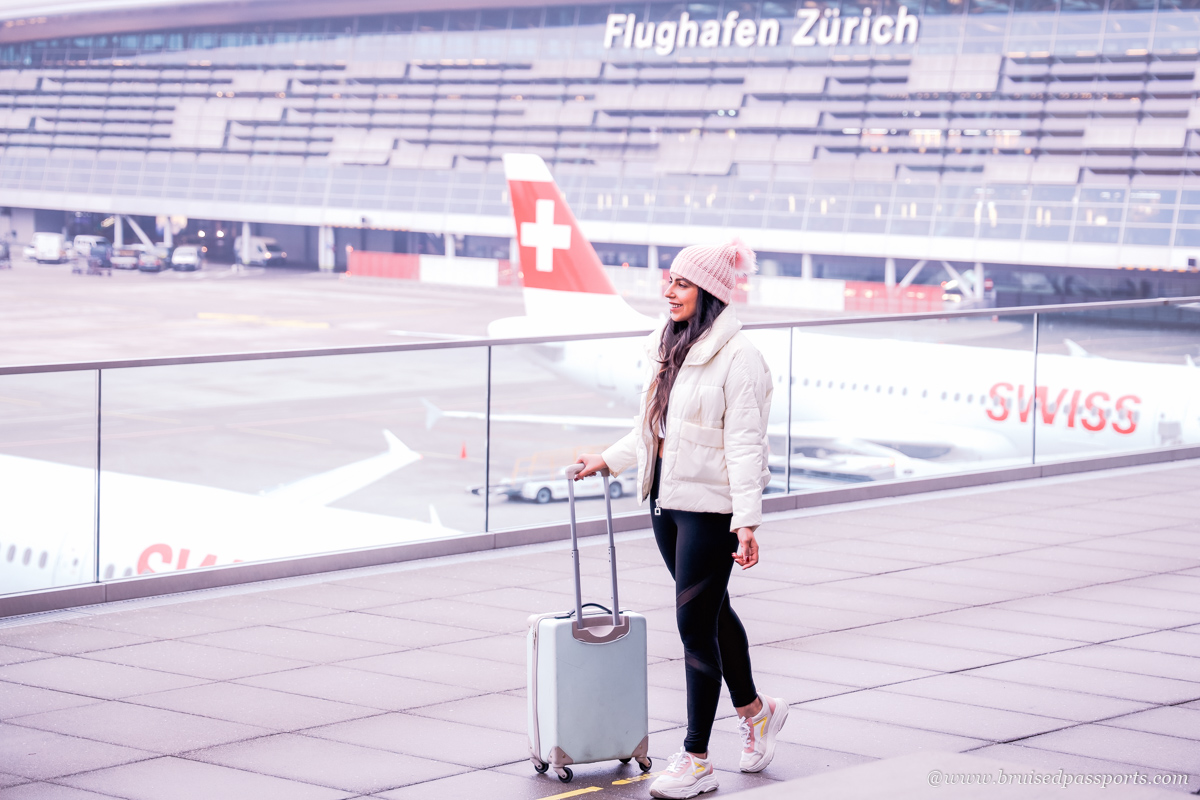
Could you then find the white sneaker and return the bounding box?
[738,693,789,773]
[649,748,719,799]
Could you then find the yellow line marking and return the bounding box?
[0,395,40,407]
[612,772,660,785]
[537,787,603,800]
[234,427,333,445]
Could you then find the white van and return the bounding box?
[33,232,68,264]
[233,236,286,267]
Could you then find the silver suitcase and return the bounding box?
[527,465,652,784]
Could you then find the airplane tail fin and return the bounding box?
[502,153,648,326]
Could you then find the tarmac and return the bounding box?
[0,458,1197,799]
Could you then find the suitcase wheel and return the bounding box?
[619,758,631,764]
[556,767,573,783]
[533,761,549,774]
[637,757,653,772]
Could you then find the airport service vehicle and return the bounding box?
[0,431,454,594]
[171,245,202,271]
[81,242,113,276]
[527,465,650,784]
[21,242,35,259]
[490,154,1200,476]
[488,465,636,504]
[233,236,286,267]
[0,242,10,269]
[32,232,68,264]
[72,235,107,258]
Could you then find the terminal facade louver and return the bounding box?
[2,0,1200,288]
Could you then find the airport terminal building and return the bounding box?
[1,0,1200,293]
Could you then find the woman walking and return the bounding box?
[575,239,787,799]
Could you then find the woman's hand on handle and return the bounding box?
[732,527,759,569]
[575,453,608,480]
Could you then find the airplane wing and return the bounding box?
[263,430,422,506]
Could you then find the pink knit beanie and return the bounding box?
[669,238,757,304]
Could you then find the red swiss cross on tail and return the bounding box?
[503,154,617,295]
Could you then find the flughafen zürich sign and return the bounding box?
[604,6,920,55]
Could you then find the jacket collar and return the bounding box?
[684,304,741,366]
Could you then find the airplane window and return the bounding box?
[636,360,642,368]
[841,382,846,389]
[803,378,809,386]
[22,548,31,565]
[981,396,987,405]
[954,393,961,402]
[876,385,882,393]
[5,545,13,562]
[38,551,47,569]
[814,380,820,387]
[967,394,973,403]
[104,564,115,580]
[123,567,133,577]
[941,392,947,400]
[901,388,907,396]
[851,383,857,390]
[888,387,894,394]
[921,389,927,398]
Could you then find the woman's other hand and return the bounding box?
[575,453,608,480]
[732,527,759,569]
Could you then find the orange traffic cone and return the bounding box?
[460,442,468,459]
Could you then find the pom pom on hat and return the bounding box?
[729,237,758,276]
[669,238,758,304]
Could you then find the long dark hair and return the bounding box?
[647,287,726,436]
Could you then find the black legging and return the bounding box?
[650,457,758,754]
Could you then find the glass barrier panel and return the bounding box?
[98,348,486,580]
[488,334,647,532]
[1033,305,1200,463]
[0,370,98,594]
[785,313,1037,491]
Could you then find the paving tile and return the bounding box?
[750,585,963,618]
[251,583,413,611]
[0,724,150,780]
[0,682,103,719]
[0,783,123,799]
[371,768,568,800]
[717,706,985,759]
[423,634,527,666]
[174,596,332,625]
[883,673,1151,721]
[1012,724,1200,775]
[0,773,26,789]
[806,538,980,566]
[829,574,1026,605]
[340,649,525,693]
[183,625,398,662]
[1113,631,1200,658]
[191,732,460,794]
[10,701,269,755]
[80,640,307,680]
[407,692,528,734]
[0,624,152,657]
[1017,544,1190,575]
[307,712,528,769]
[59,756,349,800]
[358,599,527,634]
[673,726,876,782]
[801,689,1071,741]
[766,549,925,576]
[782,631,1011,672]
[129,682,377,731]
[855,619,1079,659]
[923,606,1152,644]
[440,587,574,614]
[1040,645,1200,684]
[895,564,1087,595]
[332,572,494,599]
[278,612,486,649]
[966,658,1200,705]
[968,553,1148,584]
[1062,584,1200,616]
[237,665,482,711]
[0,646,49,667]
[0,657,205,700]
[63,609,248,639]
[750,646,937,688]
[996,596,1200,630]
[1100,706,1200,741]
[969,742,1187,784]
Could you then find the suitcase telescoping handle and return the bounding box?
[564,463,629,644]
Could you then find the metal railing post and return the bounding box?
[94,368,102,584]
[786,327,793,493]
[1031,312,1040,465]
[484,345,492,533]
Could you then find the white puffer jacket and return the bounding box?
[602,305,773,531]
